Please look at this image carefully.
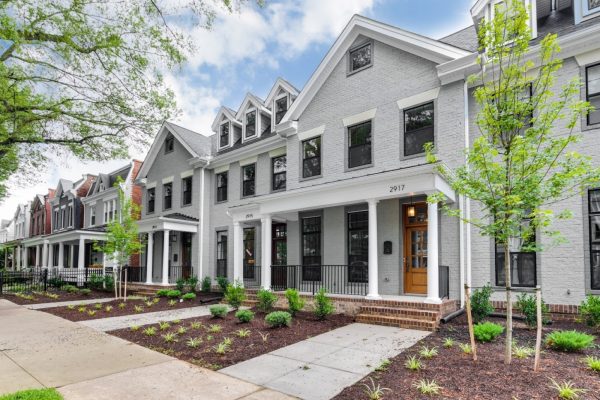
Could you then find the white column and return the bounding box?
[35,245,40,268]
[425,201,441,304]
[162,230,169,285]
[261,215,272,290]
[78,237,85,269]
[233,222,243,286]
[69,245,74,268]
[48,243,54,268]
[16,246,21,270]
[58,243,64,269]
[42,241,49,268]
[146,232,154,284]
[366,199,381,299]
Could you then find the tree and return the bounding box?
[427,0,600,364]
[0,0,260,199]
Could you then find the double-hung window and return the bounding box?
[165,134,174,153]
[90,207,96,226]
[163,183,172,210]
[275,97,288,125]
[216,231,228,278]
[348,121,372,168]
[302,137,321,178]
[147,188,155,213]
[219,122,230,148]
[347,210,369,283]
[216,172,228,202]
[242,164,256,197]
[404,102,434,157]
[495,220,537,287]
[182,176,192,206]
[586,64,600,125]
[245,110,256,138]
[302,216,322,281]
[272,155,286,191]
[589,189,600,289]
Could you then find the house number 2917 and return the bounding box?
[389,184,405,193]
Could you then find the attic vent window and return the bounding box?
[349,42,372,74]
[165,134,175,153]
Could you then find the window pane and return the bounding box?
[405,103,434,132]
[220,123,229,147]
[303,137,320,158]
[404,127,434,156]
[350,43,371,71]
[243,164,255,181]
[273,173,286,191]
[245,111,256,137]
[588,95,600,125]
[495,246,536,287]
[242,165,255,197]
[275,97,287,124]
[348,211,368,283]
[349,121,372,146]
[272,156,286,174]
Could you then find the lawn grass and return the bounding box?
[0,388,63,400]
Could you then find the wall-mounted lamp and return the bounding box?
[407,195,416,217]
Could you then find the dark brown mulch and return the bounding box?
[109,309,354,370]
[41,294,220,321]
[2,289,112,304]
[334,315,600,400]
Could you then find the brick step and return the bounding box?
[242,299,259,307]
[358,306,438,321]
[356,313,438,332]
[132,291,158,297]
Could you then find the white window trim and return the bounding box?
[214,165,230,174]
[269,147,287,158]
[396,87,440,111]
[242,107,259,142]
[218,120,231,150]
[342,108,377,127]
[297,125,326,141]
[272,93,289,128]
[90,208,96,227]
[162,176,174,184]
[180,169,194,178]
[146,181,156,189]
[239,156,257,167]
[575,49,600,66]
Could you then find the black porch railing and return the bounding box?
[243,264,261,288]
[270,265,368,296]
[168,265,192,284]
[439,265,450,299]
[123,266,147,283]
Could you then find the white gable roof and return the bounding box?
[235,93,271,120]
[264,78,300,106]
[211,106,239,132]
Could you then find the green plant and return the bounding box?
[361,377,391,400]
[177,326,187,335]
[259,332,269,343]
[284,288,305,316]
[404,356,423,371]
[162,332,177,343]
[201,276,212,292]
[175,278,185,291]
[375,359,391,372]
[143,327,157,336]
[583,355,600,372]
[118,302,126,309]
[168,299,177,307]
[516,293,550,328]
[88,274,104,290]
[94,303,103,310]
[470,284,494,323]
[134,305,144,313]
[104,305,113,312]
[209,304,228,318]
[579,295,600,328]
[185,276,199,292]
[418,346,438,359]
[459,343,472,354]
[78,306,86,313]
[512,345,535,359]
[206,335,214,341]
[208,324,222,333]
[235,309,254,323]
[443,338,455,348]
[413,379,442,395]
[67,305,75,310]
[222,337,233,347]
[186,337,202,348]
[61,284,79,293]
[159,321,171,330]
[86,310,96,316]
[256,288,277,312]
[130,325,140,331]
[152,297,160,304]
[265,311,292,327]
[236,328,251,338]
[313,288,334,320]
[224,282,246,309]
[79,288,91,295]
[182,292,196,301]
[549,379,586,400]
[473,322,505,343]
[144,300,153,307]
[545,330,595,352]
[190,321,202,330]
[216,276,229,292]
[45,292,59,299]
[0,388,64,400]
[166,290,181,299]
[156,289,170,297]
[214,342,229,355]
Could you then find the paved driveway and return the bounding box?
[0,300,293,400]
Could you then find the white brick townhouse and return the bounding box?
[135,0,600,321]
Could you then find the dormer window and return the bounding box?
[219,122,230,148]
[348,41,372,74]
[275,97,288,125]
[245,110,256,138]
[165,134,174,153]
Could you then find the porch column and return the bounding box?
[42,241,49,268]
[233,222,243,286]
[425,201,441,304]
[78,237,85,269]
[162,230,169,285]
[16,246,21,270]
[35,245,40,268]
[261,215,272,290]
[69,245,74,268]
[146,232,154,284]
[58,243,64,268]
[366,199,381,300]
[48,243,54,268]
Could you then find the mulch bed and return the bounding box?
[109,309,354,370]
[2,289,112,305]
[41,293,221,321]
[334,315,600,400]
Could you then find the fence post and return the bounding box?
[534,286,542,371]
[43,268,48,292]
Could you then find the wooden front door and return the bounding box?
[403,203,428,294]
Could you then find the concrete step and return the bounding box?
[358,306,438,321]
[356,313,438,332]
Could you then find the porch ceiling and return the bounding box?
[137,216,198,233]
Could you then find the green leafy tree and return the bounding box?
[0,0,260,199]
[427,0,600,364]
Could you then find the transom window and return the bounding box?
[348,121,372,168]
[404,102,434,157]
[589,189,600,289]
[348,210,368,283]
[302,215,322,281]
[182,176,192,206]
[242,164,256,197]
[216,172,228,202]
[245,110,256,138]
[302,137,321,178]
[165,134,174,153]
[147,188,155,213]
[586,64,600,125]
[163,182,172,210]
[275,97,288,125]
[219,122,230,147]
[349,42,372,73]
[216,231,228,278]
[495,220,537,287]
[272,155,286,191]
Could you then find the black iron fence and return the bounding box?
[123,266,147,283]
[168,265,192,284]
[270,265,368,296]
[243,264,261,288]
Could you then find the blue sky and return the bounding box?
[0,0,473,220]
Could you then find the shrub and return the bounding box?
[579,294,600,328]
[156,289,170,297]
[208,324,222,333]
[185,276,199,293]
[216,276,229,292]
[166,290,181,299]
[182,293,196,301]
[583,355,600,372]
[88,274,104,290]
[79,288,91,296]
[201,276,212,292]
[235,309,254,323]
[265,311,292,327]
[473,322,504,342]
[256,288,277,312]
[470,284,494,323]
[516,293,550,328]
[314,288,334,320]
[285,288,305,316]
[48,277,65,288]
[545,330,595,352]
[61,284,79,294]
[224,282,245,309]
[209,304,228,318]
[175,278,185,291]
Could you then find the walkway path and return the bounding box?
[79,304,221,331]
[0,300,293,400]
[24,297,115,310]
[221,323,429,400]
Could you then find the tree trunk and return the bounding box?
[534,286,542,371]
[505,244,512,364]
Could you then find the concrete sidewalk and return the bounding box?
[0,300,294,399]
[221,323,429,400]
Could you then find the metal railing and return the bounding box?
[270,265,368,296]
[439,265,450,299]
[168,265,192,284]
[123,266,147,283]
[243,264,261,288]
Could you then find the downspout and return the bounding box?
[464,81,473,292]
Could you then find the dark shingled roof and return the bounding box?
[163,213,199,222]
[164,121,211,158]
[439,25,479,52]
[216,129,277,155]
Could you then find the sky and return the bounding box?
[0,0,473,222]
